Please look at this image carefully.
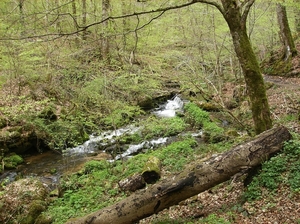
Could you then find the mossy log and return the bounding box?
[118,156,161,192]
[66,126,291,224]
[142,156,161,184]
[118,173,146,192]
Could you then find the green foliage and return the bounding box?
[199,214,231,224]
[152,137,197,172]
[102,105,142,128]
[284,140,300,192]
[82,160,110,174]
[3,153,23,169]
[142,116,187,139]
[44,137,197,223]
[121,153,150,177]
[30,115,90,151]
[258,155,288,190]
[244,139,300,201]
[184,102,224,142]
[111,73,161,102]
[288,160,300,192]
[184,103,211,128]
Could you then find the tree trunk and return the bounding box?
[277,3,297,59]
[19,0,25,37]
[220,0,272,134]
[294,0,300,34]
[101,0,110,62]
[71,0,80,47]
[66,126,291,224]
[55,0,61,33]
[82,0,87,40]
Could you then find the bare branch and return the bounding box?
[241,0,255,25]
[0,0,201,41]
[192,0,224,14]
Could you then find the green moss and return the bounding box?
[82,160,109,174]
[184,102,224,142]
[35,213,53,224]
[102,105,143,128]
[4,153,23,169]
[19,200,47,224]
[142,156,161,184]
[141,116,187,139]
[184,102,210,128]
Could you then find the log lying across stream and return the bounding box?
[66,126,291,224]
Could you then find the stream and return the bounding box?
[0,95,190,189]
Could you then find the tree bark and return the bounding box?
[18,0,25,37]
[66,126,291,224]
[219,0,272,134]
[277,3,297,60]
[294,0,300,34]
[101,0,110,62]
[82,0,87,40]
[71,0,80,47]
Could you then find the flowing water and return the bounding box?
[152,95,184,117]
[1,96,187,187]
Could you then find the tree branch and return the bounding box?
[193,0,224,14]
[241,0,255,26]
[0,1,199,41]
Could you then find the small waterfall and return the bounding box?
[153,95,184,118]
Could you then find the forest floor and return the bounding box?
[140,73,300,223]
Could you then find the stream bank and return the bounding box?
[0,95,189,189]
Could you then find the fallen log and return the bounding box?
[118,156,162,192]
[142,156,161,184]
[66,126,291,224]
[118,173,146,192]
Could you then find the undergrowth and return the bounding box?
[42,137,198,223]
[244,138,300,201]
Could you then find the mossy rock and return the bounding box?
[17,200,48,224]
[264,81,275,90]
[224,100,239,109]
[3,153,24,169]
[226,129,239,137]
[0,178,50,224]
[0,127,38,154]
[263,55,292,76]
[197,101,221,112]
[35,213,53,224]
